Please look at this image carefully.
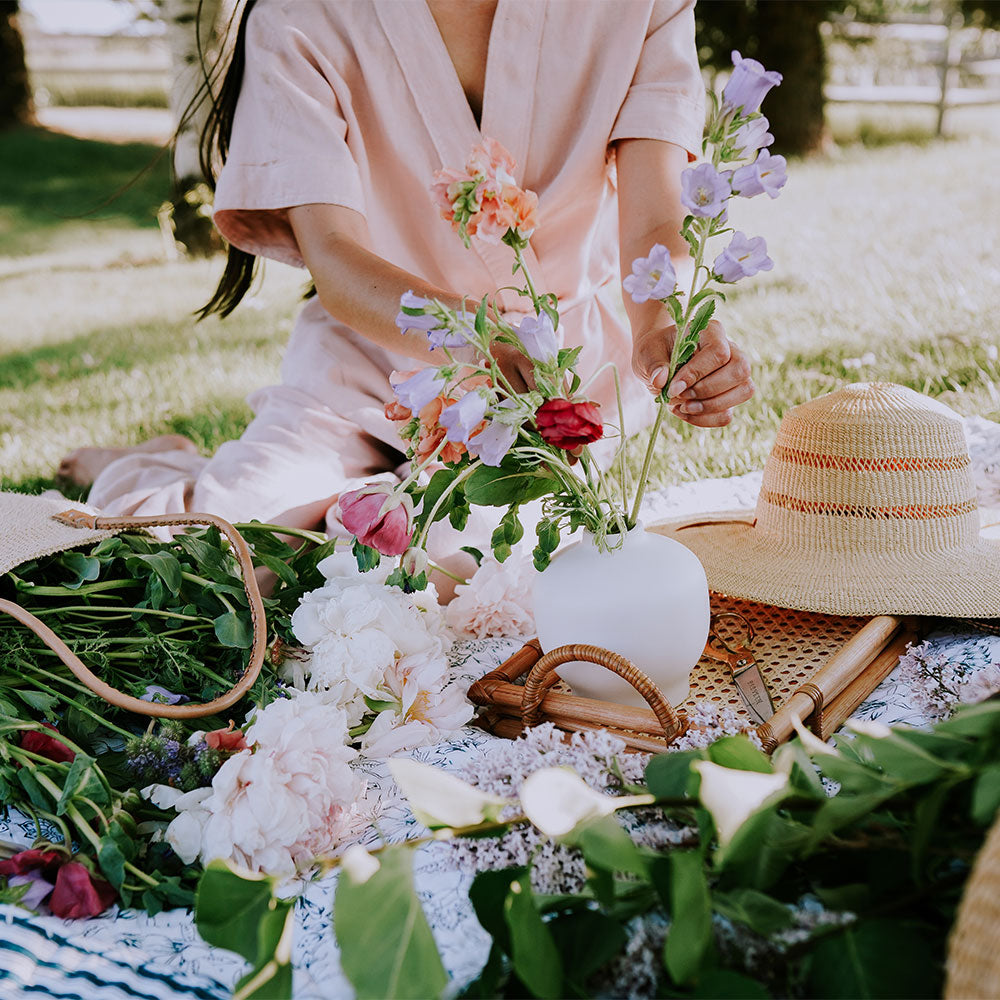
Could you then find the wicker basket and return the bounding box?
[468,595,922,753]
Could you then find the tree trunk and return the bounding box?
[753,0,829,156]
[0,0,33,130]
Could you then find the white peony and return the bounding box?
[445,554,535,638]
[155,693,368,880]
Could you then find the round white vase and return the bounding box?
[532,526,710,708]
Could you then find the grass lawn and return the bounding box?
[1,122,998,499]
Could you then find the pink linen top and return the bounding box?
[213,0,704,443]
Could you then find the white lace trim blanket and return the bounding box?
[2,417,999,1000]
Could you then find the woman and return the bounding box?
[62,0,754,592]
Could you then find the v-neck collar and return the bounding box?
[375,0,548,311]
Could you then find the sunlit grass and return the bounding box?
[1,125,998,497]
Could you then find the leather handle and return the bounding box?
[1,510,267,719]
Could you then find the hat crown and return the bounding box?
[757,382,978,554]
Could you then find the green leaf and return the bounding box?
[352,538,381,572]
[469,867,522,955]
[713,888,792,936]
[474,295,489,338]
[665,851,713,985]
[720,812,810,890]
[532,546,551,571]
[61,551,101,589]
[666,296,685,329]
[16,768,52,810]
[334,844,448,1000]
[16,689,58,714]
[465,459,559,507]
[125,551,183,595]
[548,909,627,987]
[569,814,648,878]
[691,970,771,999]
[213,611,253,649]
[420,468,461,526]
[448,501,469,532]
[460,546,484,566]
[803,919,938,999]
[972,762,1000,825]
[937,701,1000,740]
[846,730,954,786]
[707,736,772,774]
[56,753,109,814]
[808,789,898,851]
[645,750,703,799]
[687,298,717,339]
[535,519,560,555]
[254,552,299,588]
[556,346,582,370]
[98,839,127,890]
[504,871,563,999]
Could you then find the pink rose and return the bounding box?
[535,398,603,450]
[205,724,250,752]
[339,485,414,557]
[49,861,117,919]
[21,723,75,764]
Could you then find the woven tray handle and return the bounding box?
[521,644,686,742]
[0,510,267,720]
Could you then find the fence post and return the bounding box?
[936,14,964,136]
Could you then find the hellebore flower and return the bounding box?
[516,313,558,363]
[439,390,489,444]
[339,485,413,557]
[722,51,783,115]
[390,368,447,414]
[732,116,774,157]
[731,151,788,199]
[713,231,774,283]
[680,162,731,219]
[623,243,677,304]
[535,398,603,450]
[21,723,75,764]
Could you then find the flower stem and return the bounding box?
[427,561,467,585]
[415,462,481,549]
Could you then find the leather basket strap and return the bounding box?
[0,510,267,719]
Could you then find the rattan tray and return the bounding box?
[468,596,922,753]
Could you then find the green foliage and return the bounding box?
[334,845,448,1000]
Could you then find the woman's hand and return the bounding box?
[632,318,754,428]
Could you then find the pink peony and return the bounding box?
[339,484,413,556]
[446,555,536,639]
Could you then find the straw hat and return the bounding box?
[654,382,1000,617]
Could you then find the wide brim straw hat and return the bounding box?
[654,382,1000,618]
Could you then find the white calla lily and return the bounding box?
[791,715,838,757]
[692,760,789,848]
[519,767,654,838]
[388,757,510,829]
[339,844,380,884]
[845,719,893,739]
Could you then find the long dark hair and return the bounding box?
[196,0,259,320]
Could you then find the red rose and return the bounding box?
[205,723,249,752]
[535,398,603,450]
[21,723,75,764]
[0,848,64,879]
[48,862,117,919]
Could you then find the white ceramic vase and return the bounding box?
[532,526,710,708]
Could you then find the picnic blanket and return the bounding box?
[3,416,1000,1000]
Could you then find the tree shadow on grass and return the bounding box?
[0,126,170,257]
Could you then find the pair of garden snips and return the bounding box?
[703,613,775,725]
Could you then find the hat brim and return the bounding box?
[650,508,1000,618]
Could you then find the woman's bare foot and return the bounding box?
[57,434,199,488]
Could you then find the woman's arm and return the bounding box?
[616,138,754,427]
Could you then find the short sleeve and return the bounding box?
[609,0,705,158]
[212,0,365,267]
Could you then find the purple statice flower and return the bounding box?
[140,684,184,705]
[162,739,184,782]
[8,871,55,911]
[467,400,519,466]
[713,231,774,283]
[680,163,731,219]
[722,50,783,115]
[731,151,788,199]
[439,390,489,444]
[623,243,677,304]
[391,367,447,412]
[732,116,774,157]
[515,313,558,363]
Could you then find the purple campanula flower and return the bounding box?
[141,685,184,705]
[681,163,731,219]
[731,151,788,200]
[391,367,447,412]
[9,871,55,911]
[732,117,774,157]
[467,400,519,467]
[722,51,783,115]
[713,231,773,283]
[394,290,440,332]
[426,310,476,350]
[516,313,558,362]
[623,243,677,304]
[439,390,489,444]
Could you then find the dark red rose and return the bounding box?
[49,862,117,919]
[0,848,65,880]
[535,398,603,450]
[21,723,76,764]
